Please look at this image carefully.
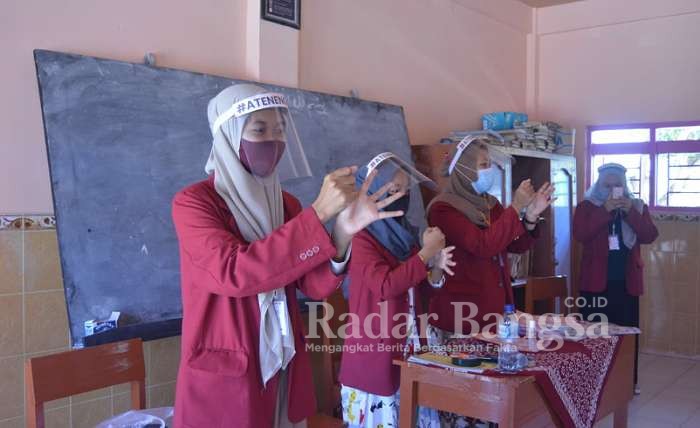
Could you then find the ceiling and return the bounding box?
[517,0,584,7]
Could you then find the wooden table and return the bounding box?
[395,335,634,428]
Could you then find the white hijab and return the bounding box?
[206,84,295,387]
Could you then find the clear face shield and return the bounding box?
[447,136,511,196]
[366,152,437,194]
[211,92,312,182]
[363,152,437,214]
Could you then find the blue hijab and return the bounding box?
[355,165,418,261]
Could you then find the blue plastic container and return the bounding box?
[482,112,528,131]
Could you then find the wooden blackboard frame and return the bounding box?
[33,49,419,348]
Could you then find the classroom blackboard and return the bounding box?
[34,50,423,347]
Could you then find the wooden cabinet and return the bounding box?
[411,144,577,295]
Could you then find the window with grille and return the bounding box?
[587,122,700,211]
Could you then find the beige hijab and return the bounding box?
[205,84,295,387]
[426,140,497,227]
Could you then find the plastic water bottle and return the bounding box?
[510,307,519,338]
[498,342,520,372]
[498,304,518,340]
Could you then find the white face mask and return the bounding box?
[456,163,499,194]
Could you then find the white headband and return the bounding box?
[447,135,480,175]
[366,152,397,177]
[211,92,288,136]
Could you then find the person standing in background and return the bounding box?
[573,162,658,395]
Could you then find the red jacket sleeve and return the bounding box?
[573,201,613,244]
[352,232,427,300]
[624,204,659,244]
[172,189,338,298]
[506,204,539,253]
[428,202,528,258]
[507,230,538,253]
[279,194,346,300]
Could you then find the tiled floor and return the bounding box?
[594,352,700,428]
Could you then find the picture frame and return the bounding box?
[261,0,301,30]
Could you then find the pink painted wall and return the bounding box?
[299,0,532,146]
[2,0,533,213]
[532,0,700,194]
[0,0,247,214]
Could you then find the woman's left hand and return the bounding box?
[335,170,405,236]
[432,246,456,276]
[526,182,556,219]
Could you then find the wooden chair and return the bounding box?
[524,275,569,315]
[25,338,146,428]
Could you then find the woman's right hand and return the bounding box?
[419,227,445,262]
[312,166,359,223]
[604,194,620,212]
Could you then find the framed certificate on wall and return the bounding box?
[261,0,301,30]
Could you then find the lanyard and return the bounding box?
[496,253,514,305]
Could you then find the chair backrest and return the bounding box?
[319,288,348,417]
[524,275,569,315]
[25,338,146,428]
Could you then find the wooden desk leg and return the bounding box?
[497,411,515,428]
[399,370,417,428]
[613,402,628,428]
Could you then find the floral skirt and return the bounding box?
[340,384,440,428]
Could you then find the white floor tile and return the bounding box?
[638,352,659,370]
[629,415,683,428]
[642,356,695,381]
[635,392,700,425]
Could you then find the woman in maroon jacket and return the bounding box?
[573,163,658,394]
[172,84,405,428]
[338,153,455,427]
[426,137,555,335]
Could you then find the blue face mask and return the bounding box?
[471,165,499,194]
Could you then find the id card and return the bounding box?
[608,234,620,251]
[273,300,289,336]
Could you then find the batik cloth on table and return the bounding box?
[445,336,622,428]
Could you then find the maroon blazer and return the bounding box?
[171,176,344,428]
[338,230,428,396]
[427,201,537,333]
[573,200,658,296]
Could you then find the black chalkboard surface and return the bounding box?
[34,50,423,347]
